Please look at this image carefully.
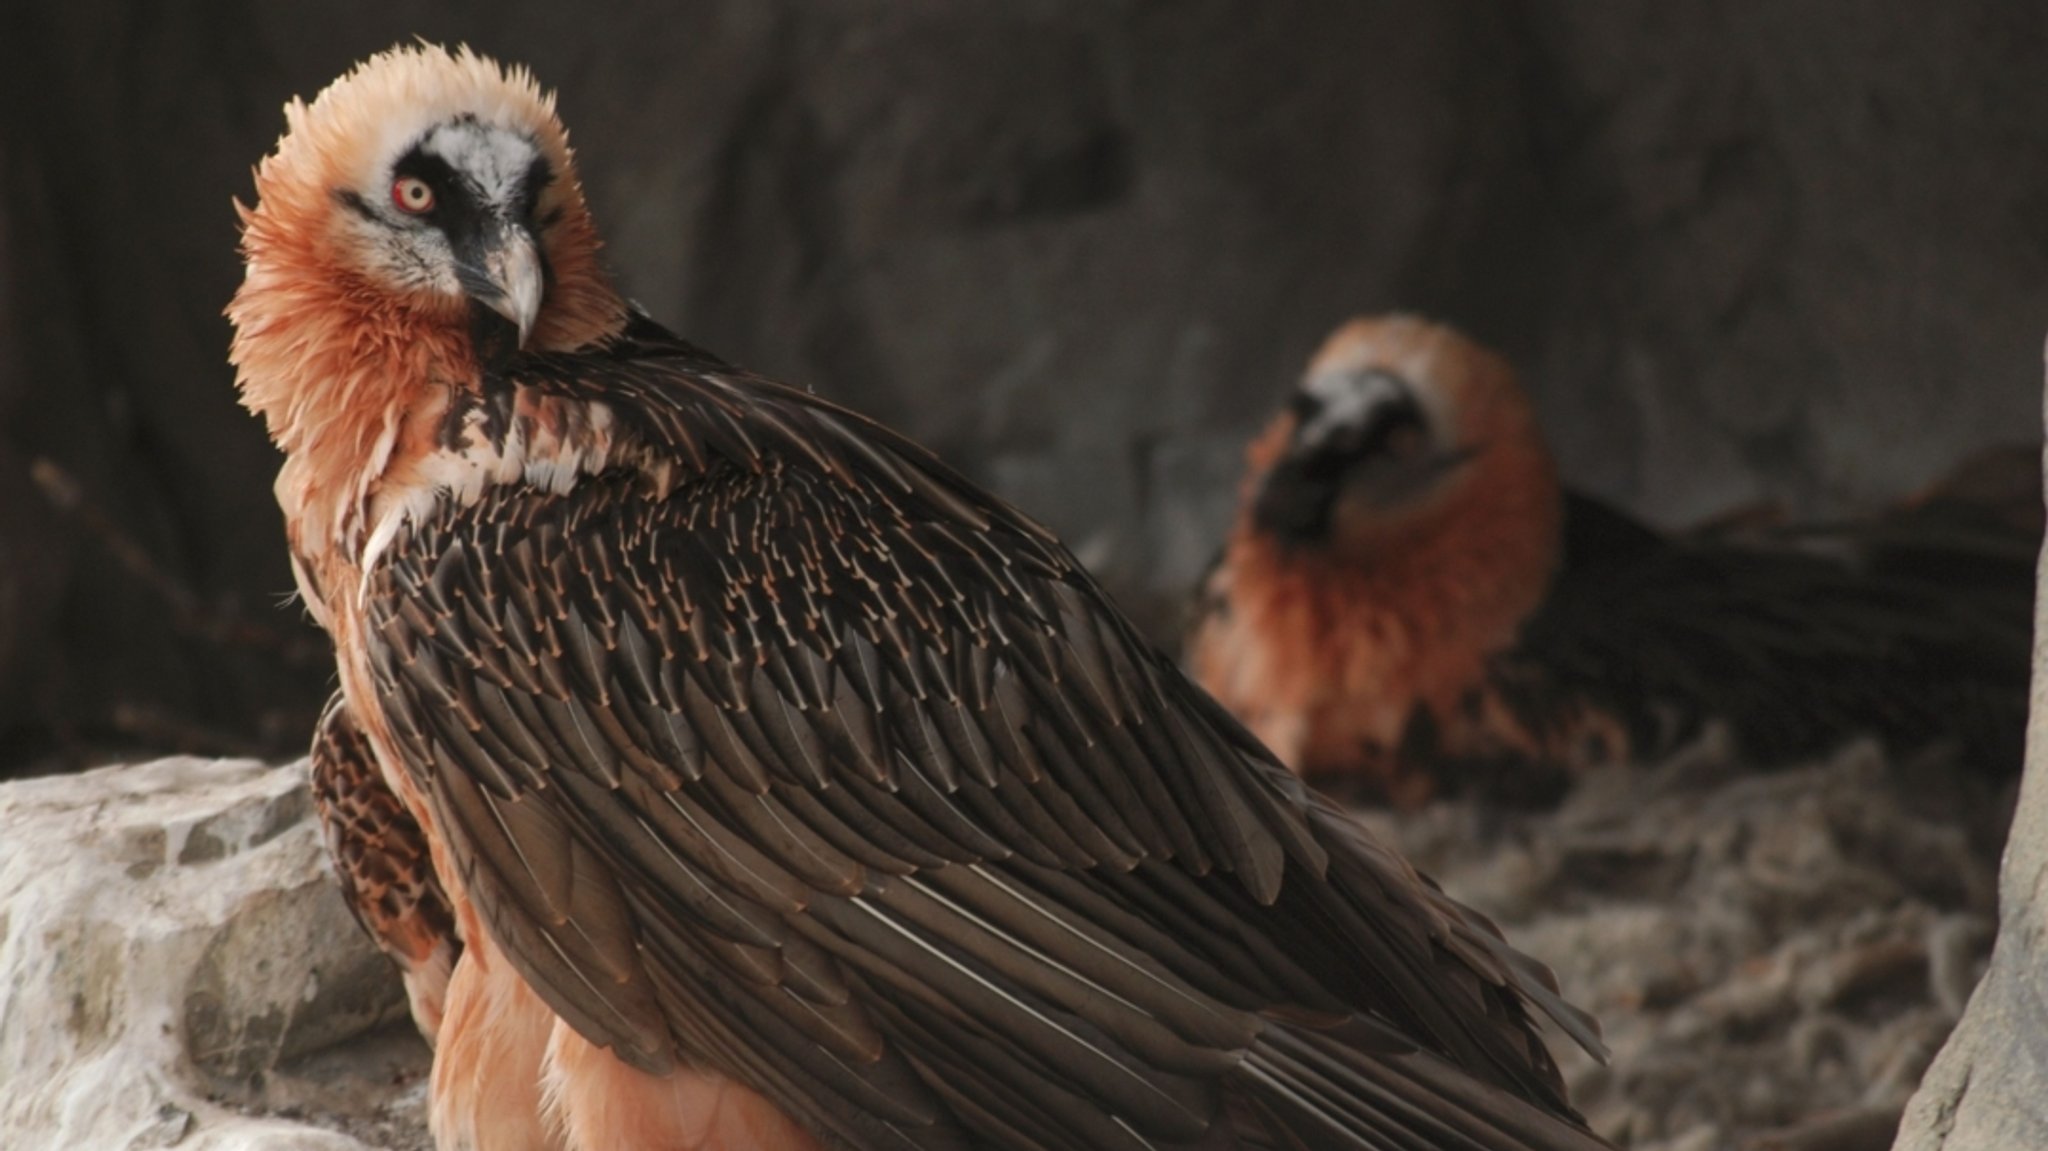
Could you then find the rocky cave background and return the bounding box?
[4,0,2047,775]
[4,5,2048,1151]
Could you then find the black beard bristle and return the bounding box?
[468,302,521,374]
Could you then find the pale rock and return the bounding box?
[0,756,429,1151]
[1892,440,2048,1149]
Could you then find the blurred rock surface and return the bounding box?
[1358,734,2010,1151]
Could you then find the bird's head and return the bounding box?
[1242,315,1558,562]
[229,44,623,450]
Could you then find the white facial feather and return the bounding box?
[1297,368,1406,449]
[344,120,540,297]
[1297,336,1457,449]
[342,210,461,296]
[419,121,540,209]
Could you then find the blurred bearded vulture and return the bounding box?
[1189,315,2032,807]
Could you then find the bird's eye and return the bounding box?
[391,176,436,215]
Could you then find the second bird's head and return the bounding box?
[231,45,620,381]
[1245,316,1552,559]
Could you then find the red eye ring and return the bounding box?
[391,176,435,215]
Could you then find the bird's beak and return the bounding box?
[460,224,544,348]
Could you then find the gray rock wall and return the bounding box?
[0,757,427,1151]
[1891,434,2048,1147]
[4,2,2046,768]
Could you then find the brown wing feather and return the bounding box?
[1487,491,2032,781]
[308,693,462,1041]
[363,334,1608,1150]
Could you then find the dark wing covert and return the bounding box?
[364,331,1607,1150]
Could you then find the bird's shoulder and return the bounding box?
[442,314,1057,561]
[376,317,1323,898]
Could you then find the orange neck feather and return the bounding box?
[227,177,626,559]
[229,204,468,555]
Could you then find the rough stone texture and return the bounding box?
[1362,734,2011,1151]
[1,741,2012,1151]
[0,757,430,1151]
[3,2,2046,773]
[1890,441,2048,1150]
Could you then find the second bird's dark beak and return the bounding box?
[456,222,544,349]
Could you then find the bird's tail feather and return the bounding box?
[1231,1022,1610,1151]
